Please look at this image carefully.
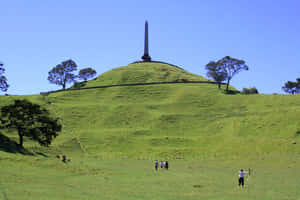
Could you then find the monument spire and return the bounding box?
[141,20,151,62]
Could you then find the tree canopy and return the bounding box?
[78,67,97,81]
[205,61,227,89]
[282,79,300,95]
[0,62,9,92]
[218,56,249,91]
[48,59,77,89]
[0,99,62,147]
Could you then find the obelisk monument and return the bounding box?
[141,20,151,62]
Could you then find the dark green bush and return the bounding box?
[242,87,259,94]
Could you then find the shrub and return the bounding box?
[72,81,86,89]
[242,87,259,94]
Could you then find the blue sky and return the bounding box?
[1,0,300,95]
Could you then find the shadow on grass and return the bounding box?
[0,133,33,155]
[35,152,48,157]
[222,89,240,95]
[72,81,87,89]
[296,130,300,136]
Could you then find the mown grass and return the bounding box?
[81,62,209,88]
[0,153,300,200]
[1,62,300,199]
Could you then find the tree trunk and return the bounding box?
[226,79,230,91]
[62,82,66,90]
[18,132,23,147]
[218,83,221,89]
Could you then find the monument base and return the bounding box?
[141,55,151,62]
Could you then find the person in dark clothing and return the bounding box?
[155,160,158,171]
[165,161,168,170]
[62,155,66,163]
[238,169,248,188]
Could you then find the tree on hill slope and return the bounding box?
[218,56,249,91]
[0,62,9,92]
[205,61,227,89]
[282,79,300,95]
[48,59,77,90]
[78,67,97,81]
[0,99,62,147]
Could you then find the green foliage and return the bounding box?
[0,99,62,147]
[205,61,227,88]
[78,67,97,81]
[0,62,9,92]
[242,87,259,94]
[218,56,249,91]
[282,78,300,94]
[47,59,77,89]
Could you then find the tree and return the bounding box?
[0,62,9,92]
[218,56,249,91]
[78,67,97,81]
[205,61,227,89]
[282,79,300,94]
[0,99,62,147]
[48,59,77,89]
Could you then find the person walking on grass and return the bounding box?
[238,169,248,188]
[160,160,164,169]
[165,161,169,170]
[155,160,158,171]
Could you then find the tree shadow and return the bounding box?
[222,89,240,95]
[35,152,48,157]
[0,133,33,155]
[72,81,87,89]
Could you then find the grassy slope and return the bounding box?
[81,62,209,88]
[1,62,300,199]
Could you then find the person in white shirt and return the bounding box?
[238,169,248,188]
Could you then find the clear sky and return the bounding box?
[1,0,300,95]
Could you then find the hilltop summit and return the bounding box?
[81,62,208,88]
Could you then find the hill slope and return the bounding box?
[79,62,209,88]
[1,62,299,159]
[1,62,300,200]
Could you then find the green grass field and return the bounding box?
[1,154,300,200]
[1,62,300,199]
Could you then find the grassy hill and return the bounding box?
[1,62,300,200]
[77,62,209,88]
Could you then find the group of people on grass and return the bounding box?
[155,160,168,171]
[154,162,249,188]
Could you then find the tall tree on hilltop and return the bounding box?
[218,56,249,91]
[48,59,77,89]
[0,62,9,92]
[282,79,300,95]
[0,99,62,147]
[78,67,97,81]
[205,61,227,89]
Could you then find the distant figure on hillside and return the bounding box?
[155,160,158,171]
[165,161,169,170]
[238,169,248,188]
[62,155,66,163]
[160,160,164,168]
